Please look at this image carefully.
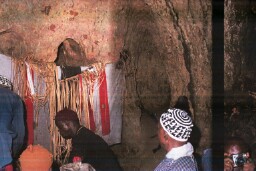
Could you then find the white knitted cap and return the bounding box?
[0,75,12,88]
[160,108,193,142]
[0,54,13,89]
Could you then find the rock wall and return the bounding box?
[0,0,212,158]
[0,0,124,63]
[119,0,212,154]
[224,0,256,102]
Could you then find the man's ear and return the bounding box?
[163,132,169,141]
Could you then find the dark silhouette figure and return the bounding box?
[174,96,202,170]
[173,96,192,117]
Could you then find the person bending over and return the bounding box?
[55,108,122,171]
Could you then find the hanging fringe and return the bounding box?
[52,62,104,164]
[10,56,105,165]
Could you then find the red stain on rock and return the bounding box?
[70,10,78,16]
[83,34,88,39]
[94,40,99,45]
[49,24,56,32]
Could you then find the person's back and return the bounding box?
[201,148,212,171]
[155,156,198,171]
[70,126,122,171]
[0,87,25,169]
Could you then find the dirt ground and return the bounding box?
[112,113,166,171]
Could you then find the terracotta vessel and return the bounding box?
[19,144,53,171]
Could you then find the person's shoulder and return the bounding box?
[80,127,98,136]
[0,87,11,93]
[80,127,107,142]
[172,156,198,170]
[156,157,197,171]
[0,88,21,99]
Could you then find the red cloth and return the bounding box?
[25,67,34,145]
[5,164,13,171]
[99,70,110,135]
[24,97,34,145]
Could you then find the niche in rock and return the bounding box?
[55,38,96,79]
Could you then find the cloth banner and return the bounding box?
[93,63,125,145]
[57,63,125,145]
[25,63,34,145]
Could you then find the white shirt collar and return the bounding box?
[166,142,194,160]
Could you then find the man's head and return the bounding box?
[158,108,193,150]
[224,137,248,155]
[55,108,80,139]
[224,137,249,168]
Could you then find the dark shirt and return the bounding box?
[69,127,122,171]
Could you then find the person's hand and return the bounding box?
[224,152,233,171]
[224,156,234,171]
[243,158,255,171]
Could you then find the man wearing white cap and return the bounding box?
[154,108,198,171]
[0,54,25,171]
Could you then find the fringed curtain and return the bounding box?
[52,62,104,164]
[12,58,104,164]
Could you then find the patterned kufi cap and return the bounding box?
[0,75,12,89]
[160,108,193,142]
[0,54,13,89]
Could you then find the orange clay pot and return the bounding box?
[19,144,53,171]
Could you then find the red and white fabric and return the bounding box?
[93,63,124,145]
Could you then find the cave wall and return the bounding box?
[0,0,212,158]
[119,0,212,154]
[224,0,249,92]
[224,0,256,103]
[224,0,256,147]
[0,0,123,63]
